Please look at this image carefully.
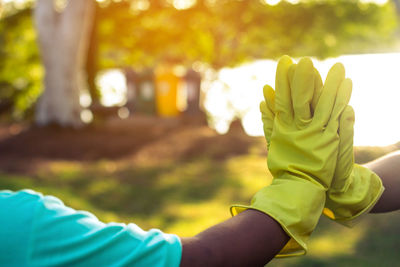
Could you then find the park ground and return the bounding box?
[0,116,399,266]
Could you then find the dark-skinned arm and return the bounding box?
[368,150,400,213]
[180,209,289,267]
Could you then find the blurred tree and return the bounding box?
[86,2,101,107]
[95,0,397,70]
[0,7,41,120]
[34,0,94,127]
[0,0,398,122]
[393,0,400,14]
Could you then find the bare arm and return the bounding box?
[367,150,400,213]
[180,209,289,267]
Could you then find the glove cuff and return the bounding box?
[324,164,384,227]
[231,178,325,257]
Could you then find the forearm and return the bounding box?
[180,209,289,267]
[366,151,400,213]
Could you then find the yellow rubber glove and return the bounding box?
[261,65,384,227]
[324,107,384,225]
[231,56,352,257]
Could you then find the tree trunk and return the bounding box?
[34,0,94,127]
[393,0,400,16]
[86,2,101,106]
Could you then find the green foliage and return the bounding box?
[0,0,398,118]
[0,8,43,120]
[97,0,398,69]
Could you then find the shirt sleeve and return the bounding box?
[28,195,182,267]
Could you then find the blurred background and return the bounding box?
[1,0,400,265]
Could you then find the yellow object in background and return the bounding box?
[155,67,181,117]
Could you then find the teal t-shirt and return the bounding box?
[0,189,182,266]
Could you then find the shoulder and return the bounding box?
[0,189,70,215]
[1,189,44,201]
[0,189,45,214]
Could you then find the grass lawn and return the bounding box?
[0,121,399,266]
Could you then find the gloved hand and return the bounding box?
[231,56,352,257]
[323,106,384,225]
[260,64,384,227]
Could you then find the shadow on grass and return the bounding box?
[0,118,257,170]
[0,157,253,230]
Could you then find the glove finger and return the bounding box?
[288,63,297,88]
[313,63,345,127]
[332,105,355,191]
[260,101,274,148]
[260,100,274,122]
[263,84,276,114]
[275,55,294,122]
[311,68,323,114]
[325,78,352,135]
[330,78,353,123]
[291,57,315,128]
[338,105,355,152]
